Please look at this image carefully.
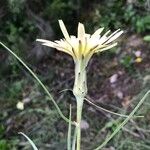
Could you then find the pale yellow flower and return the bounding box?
[37,21,123,149]
[135,57,142,63]
[37,20,123,65]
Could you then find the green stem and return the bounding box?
[73,61,87,150]
[76,97,84,150]
[72,126,77,150]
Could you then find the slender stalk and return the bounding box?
[84,98,144,118]
[67,105,72,150]
[18,132,38,150]
[72,127,77,150]
[73,61,87,150]
[76,97,84,150]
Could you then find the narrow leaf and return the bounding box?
[85,98,143,118]
[19,132,38,150]
[67,105,72,150]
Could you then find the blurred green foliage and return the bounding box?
[121,55,132,66]
[1,0,149,42]
[0,140,10,150]
[144,35,150,42]
[89,0,150,32]
[0,0,149,59]
[0,125,18,150]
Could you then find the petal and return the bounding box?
[70,36,79,51]
[96,30,111,45]
[58,20,70,41]
[77,23,85,40]
[85,34,90,39]
[106,29,121,39]
[36,39,52,43]
[77,23,86,55]
[105,30,123,44]
[55,39,73,53]
[36,39,58,47]
[37,38,72,55]
[87,37,99,49]
[42,42,58,48]
[91,27,104,38]
[103,30,111,37]
[42,43,73,55]
[96,43,117,53]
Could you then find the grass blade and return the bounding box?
[85,98,143,118]
[67,105,72,150]
[94,90,150,150]
[19,132,38,150]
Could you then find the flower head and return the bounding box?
[37,20,123,65]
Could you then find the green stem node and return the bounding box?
[73,61,87,150]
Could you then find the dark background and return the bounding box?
[0,0,150,149]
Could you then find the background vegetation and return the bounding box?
[0,0,150,149]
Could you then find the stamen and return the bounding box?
[78,40,82,56]
[82,54,84,60]
[79,40,82,45]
